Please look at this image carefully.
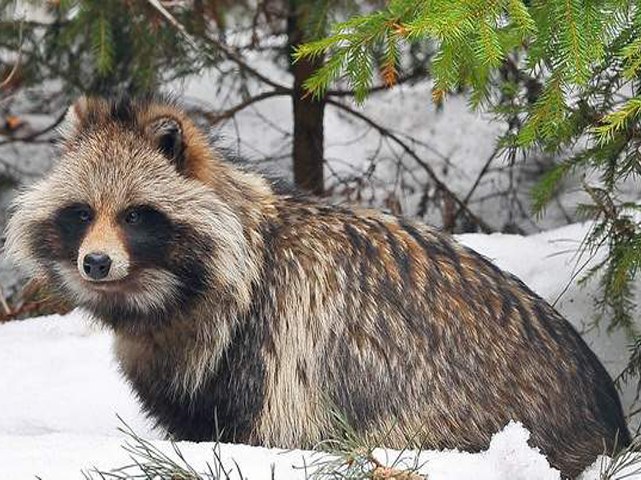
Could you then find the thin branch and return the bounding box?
[0,20,63,29]
[191,89,291,125]
[326,98,494,233]
[146,0,290,92]
[0,14,25,94]
[0,110,67,147]
[0,61,21,91]
[452,144,502,222]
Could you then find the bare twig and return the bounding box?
[0,61,21,92]
[326,98,494,233]
[452,144,502,223]
[192,89,290,125]
[0,110,67,147]
[146,0,290,92]
[0,14,24,94]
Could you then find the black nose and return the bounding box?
[83,253,112,280]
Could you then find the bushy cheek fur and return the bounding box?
[7,193,216,332]
[4,184,61,276]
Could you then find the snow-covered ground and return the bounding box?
[1,222,640,479]
[1,421,614,480]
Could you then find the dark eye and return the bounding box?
[125,210,142,225]
[78,208,92,223]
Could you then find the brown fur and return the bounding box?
[4,96,630,478]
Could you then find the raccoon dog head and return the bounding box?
[5,96,255,332]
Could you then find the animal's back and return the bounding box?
[253,199,629,477]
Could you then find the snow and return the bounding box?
[0,422,566,480]
[1,222,640,479]
[0,311,152,439]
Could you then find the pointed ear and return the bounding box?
[58,96,88,140]
[146,116,185,172]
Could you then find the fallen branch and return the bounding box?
[0,278,72,323]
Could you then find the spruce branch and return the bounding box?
[304,410,426,480]
[83,416,238,480]
[597,431,641,480]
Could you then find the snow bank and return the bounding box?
[0,310,153,439]
[0,422,565,480]
[1,222,640,479]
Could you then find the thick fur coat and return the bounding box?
[5,96,630,478]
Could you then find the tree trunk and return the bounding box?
[288,1,325,195]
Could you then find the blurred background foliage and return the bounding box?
[0,0,432,195]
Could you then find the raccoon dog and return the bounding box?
[5,96,630,478]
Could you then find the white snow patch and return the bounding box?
[404,421,560,480]
[0,310,154,438]
[0,422,566,480]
